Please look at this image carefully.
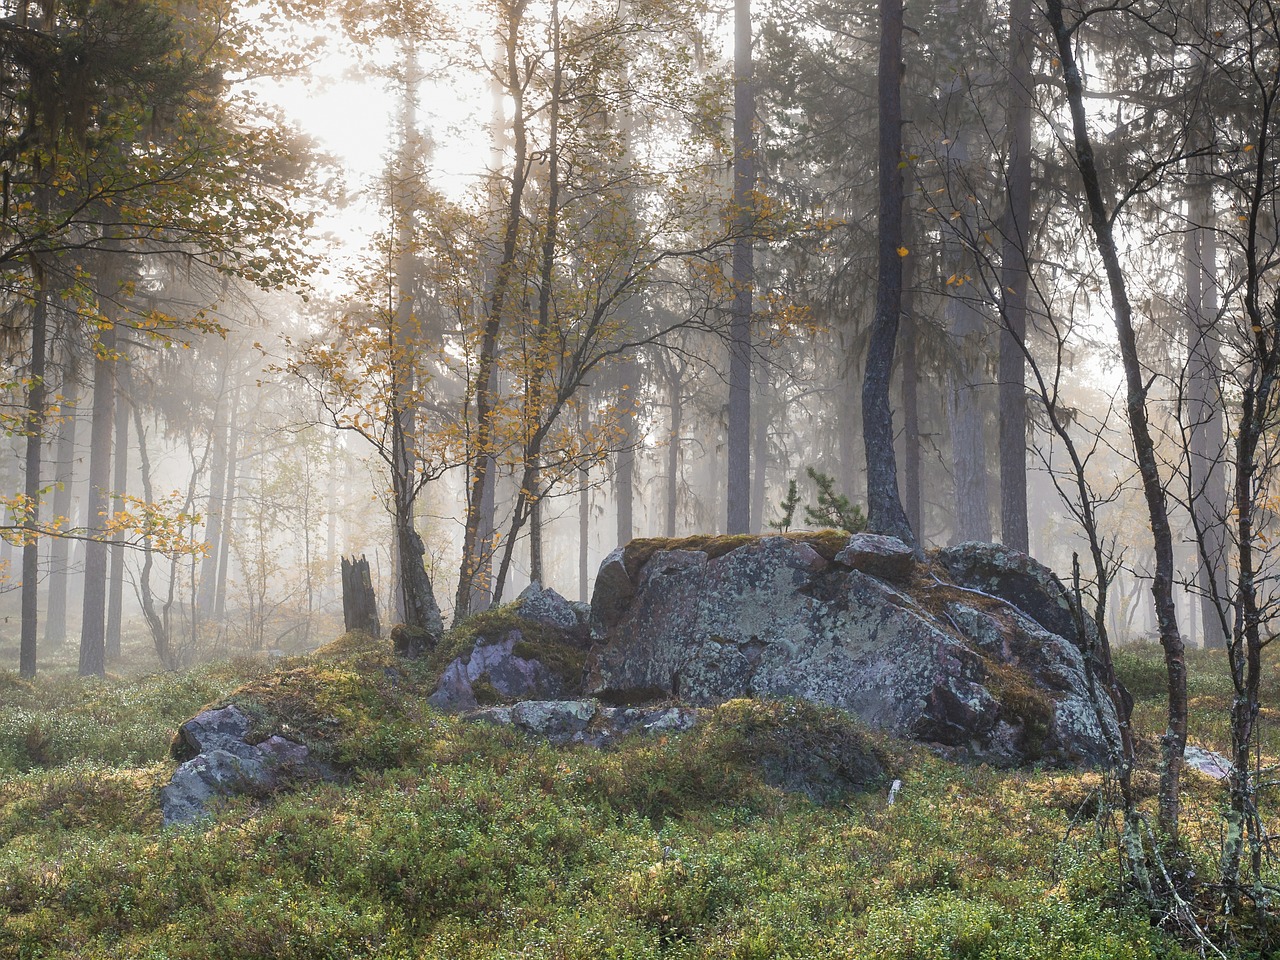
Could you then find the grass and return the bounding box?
[2,626,1276,958]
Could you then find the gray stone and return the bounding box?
[834,533,916,581]
[590,547,634,631]
[1185,745,1231,779]
[467,698,699,747]
[517,582,584,636]
[937,542,1079,645]
[427,629,563,712]
[162,706,311,826]
[170,704,255,761]
[587,536,1119,767]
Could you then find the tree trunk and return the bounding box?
[528,0,562,588]
[341,554,381,637]
[1047,0,1186,843]
[947,283,993,544]
[751,361,768,533]
[131,405,174,668]
[579,463,591,602]
[106,360,131,662]
[1185,154,1228,649]
[455,0,531,623]
[213,386,240,622]
[862,0,915,548]
[726,0,753,535]
[998,0,1032,553]
[348,554,380,640]
[19,263,50,679]
[901,231,923,542]
[667,367,683,537]
[43,395,79,650]
[79,319,117,678]
[196,360,230,620]
[615,357,639,546]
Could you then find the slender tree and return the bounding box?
[727,0,754,534]
[1045,0,1187,843]
[862,0,915,547]
[998,0,1032,553]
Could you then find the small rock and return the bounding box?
[834,533,915,581]
[467,698,700,747]
[427,629,563,712]
[171,704,255,762]
[517,582,584,636]
[162,706,311,827]
[510,699,597,738]
[1184,745,1232,780]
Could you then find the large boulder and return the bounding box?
[587,534,1119,767]
[162,705,312,826]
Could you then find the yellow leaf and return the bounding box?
[897,246,909,257]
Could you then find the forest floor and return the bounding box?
[0,626,1276,959]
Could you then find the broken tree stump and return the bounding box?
[341,555,381,638]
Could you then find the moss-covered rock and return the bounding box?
[427,589,589,712]
[587,533,1119,767]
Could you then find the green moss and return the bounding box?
[984,662,1055,760]
[311,630,386,660]
[511,638,586,693]
[0,653,1218,960]
[470,675,505,706]
[621,530,854,579]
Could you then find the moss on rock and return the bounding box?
[620,531,852,581]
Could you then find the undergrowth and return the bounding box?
[3,631,1268,958]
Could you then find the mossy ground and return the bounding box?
[2,626,1275,958]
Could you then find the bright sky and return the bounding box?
[248,17,494,293]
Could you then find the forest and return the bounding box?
[1,0,1279,956]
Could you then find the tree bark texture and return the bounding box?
[861,0,916,548]
[106,360,130,661]
[19,264,49,679]
[1046,0,1186,843]
[726,0,753,535]
[998,0,1032,553]
[900,209,922,543]
[79,319,116,678]
[341,555,381,637]
[43,395,78,650]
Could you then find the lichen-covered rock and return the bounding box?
[428,630,567,711]
[467,698,698,747]
[590,547,634,630]
[936,541,1079,644]
[162,705,311,826]
[587,535,1119,767]
[834,533,916,581]
[516,582,587,640]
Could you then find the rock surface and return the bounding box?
[428,584,590,711]
[163,705,311,826]
[587,535,1120,767]
[467,698,698,747]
